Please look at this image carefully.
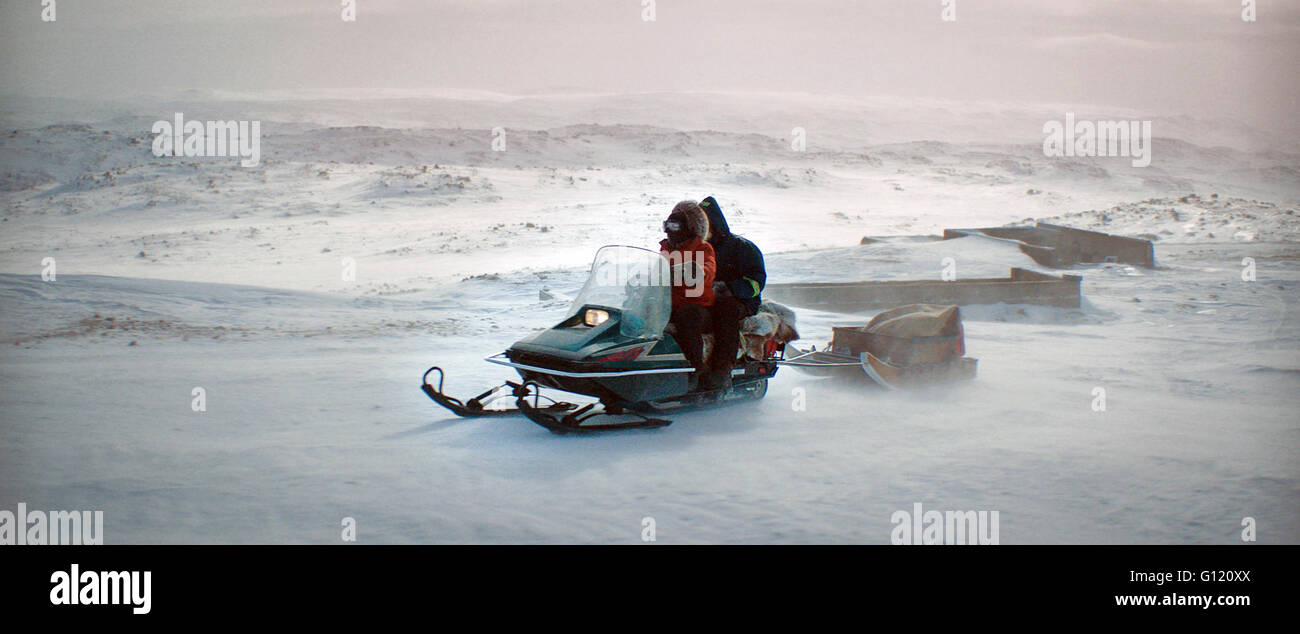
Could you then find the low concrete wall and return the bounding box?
[1036,222,1155,268]
[943,223,1155,268]
[764,267,1082,312]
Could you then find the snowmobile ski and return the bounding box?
[514,377,769,434]
[421,366,576,418]
[516,384,673,434]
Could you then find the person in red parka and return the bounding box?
[659,200,717,385]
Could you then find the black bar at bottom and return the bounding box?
[1,545,1286,620]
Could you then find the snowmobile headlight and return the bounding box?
[583,308,610,327]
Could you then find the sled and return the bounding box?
[781,304,977,389]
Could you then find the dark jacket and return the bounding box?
[699,196,765,315]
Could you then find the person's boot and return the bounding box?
[698,366,732,392]
[714,368,733,391]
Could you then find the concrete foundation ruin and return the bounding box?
[764,267,1081,312]
[942,222,1155,268]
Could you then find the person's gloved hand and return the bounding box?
[713,281,732,298]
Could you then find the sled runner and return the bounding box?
[861,351,978,389]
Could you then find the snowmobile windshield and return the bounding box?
[568,245,672,339]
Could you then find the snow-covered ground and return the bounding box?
[1,92,1296,543]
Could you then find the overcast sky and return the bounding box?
[1,0,1296,129]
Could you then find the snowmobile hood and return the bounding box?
[506,306,686,374]
[700,196,731,239]
[509,310,628,361]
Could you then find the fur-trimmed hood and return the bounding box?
[668,200,711,242]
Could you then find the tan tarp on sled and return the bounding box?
[831,303,965,366]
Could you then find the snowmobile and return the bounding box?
[422,245,786,433]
